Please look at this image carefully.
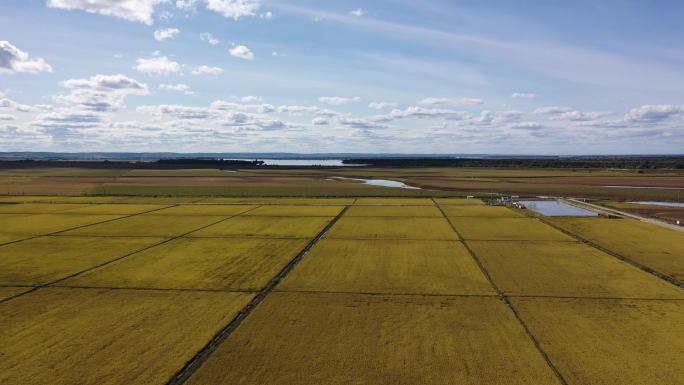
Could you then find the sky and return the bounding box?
[1,0,683,154]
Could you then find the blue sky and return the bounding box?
[1,0,683,154]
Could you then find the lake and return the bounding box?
[519,200,598,217]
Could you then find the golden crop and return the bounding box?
[154,204,258,216]
[548,217,684,282]
[2,214,124,236]
[64,237,309,291]
[327,217,460,240]
[0,288,253,385]
[441,205,524,218]
[280,239,494,295]
[512,297,684,385]
[0,236,165,286]
[469,240,683,298]
[187,292,560,385]
[242,205,344,217]
[190,216,333,238]
[451,217,574,241]
[62,214,222,237]
[345,205,443,217]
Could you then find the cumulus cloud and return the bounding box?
[0,41,53,75]
[368,101,398,110]
[154,28,180,41]
[159,83,194,95]
[0,97,32,112]
[511,121,543,130]
[418,97,483,106]
[0,114,16,121]
[552,110,611,122]
[312,117,328,125]
[135,56,182,76]
[349,8,365,17]
[533,106,574,114]
[191,65,223,75]
[229,45,254,60]
[205,0,261,20]
[374,106,471,122]
[624,105,684,123]
[175,0,198,10]
[46,0,167,25]
[511,92,537,99]
[56,74,149,111]
[241,96,262,102]
[319,96,361,106]
[200,32,219,45]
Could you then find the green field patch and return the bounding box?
[469,241,684,298]
[345,205,443,217]
[0,236,166,286]
[190,216,332,238]
[241,205,343,217]
[327,217,459,240]
[0,196,56,203]
[512,297,684,385]
[1,214,124,236]
[186,292,559,385]
[64,237,309,291]
[154,204,257,216]
[280,239,494,295]
[117,196,205,204]
[61,215,221,237]
[0,287,253,385]
[441,205,524,218]
[451,217,574,241]
[43,196,130,203]
[548,217,684,282]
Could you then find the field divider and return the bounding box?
[536,216,683,289]
[0,205,263,304]
[433,199,569,385]
[0,204,179,248]
[166,205,351,385]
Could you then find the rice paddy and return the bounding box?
[0,197,682,385]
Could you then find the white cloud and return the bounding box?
[319,96,361,106]
[159,83,194,95]
[175,0,198,10]
[511,121,543,130]
[368,101,398,110]
[511,92,537,99]
[260,11,273,19]
[0,41,53,75]
[533,106,574,114]
[271,51,279,57]
[552,110,610,122]
[349,8,365,17]
[135,56,182,76]
[57,74,149,112]
[46,0,167,25]
[229,45,254,60]
[154,28,180,41]
[624,105,684,123]
[373,106,471,123]
[205,0,260,20]
[200,32,220,45]
[191,65,223,75]
[0,97,32,112]
[241,95,262,102]
[0,114,16,121]
[418,97,483,106]
[312,117,328,125]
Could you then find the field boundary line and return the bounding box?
[0,204,178,248]
[274,288,499,297]
[0,206,263,304]
[434,199,569,385]
[537,217,683,289]
[165,205,351,385]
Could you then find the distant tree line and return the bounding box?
[343,157,684,169]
